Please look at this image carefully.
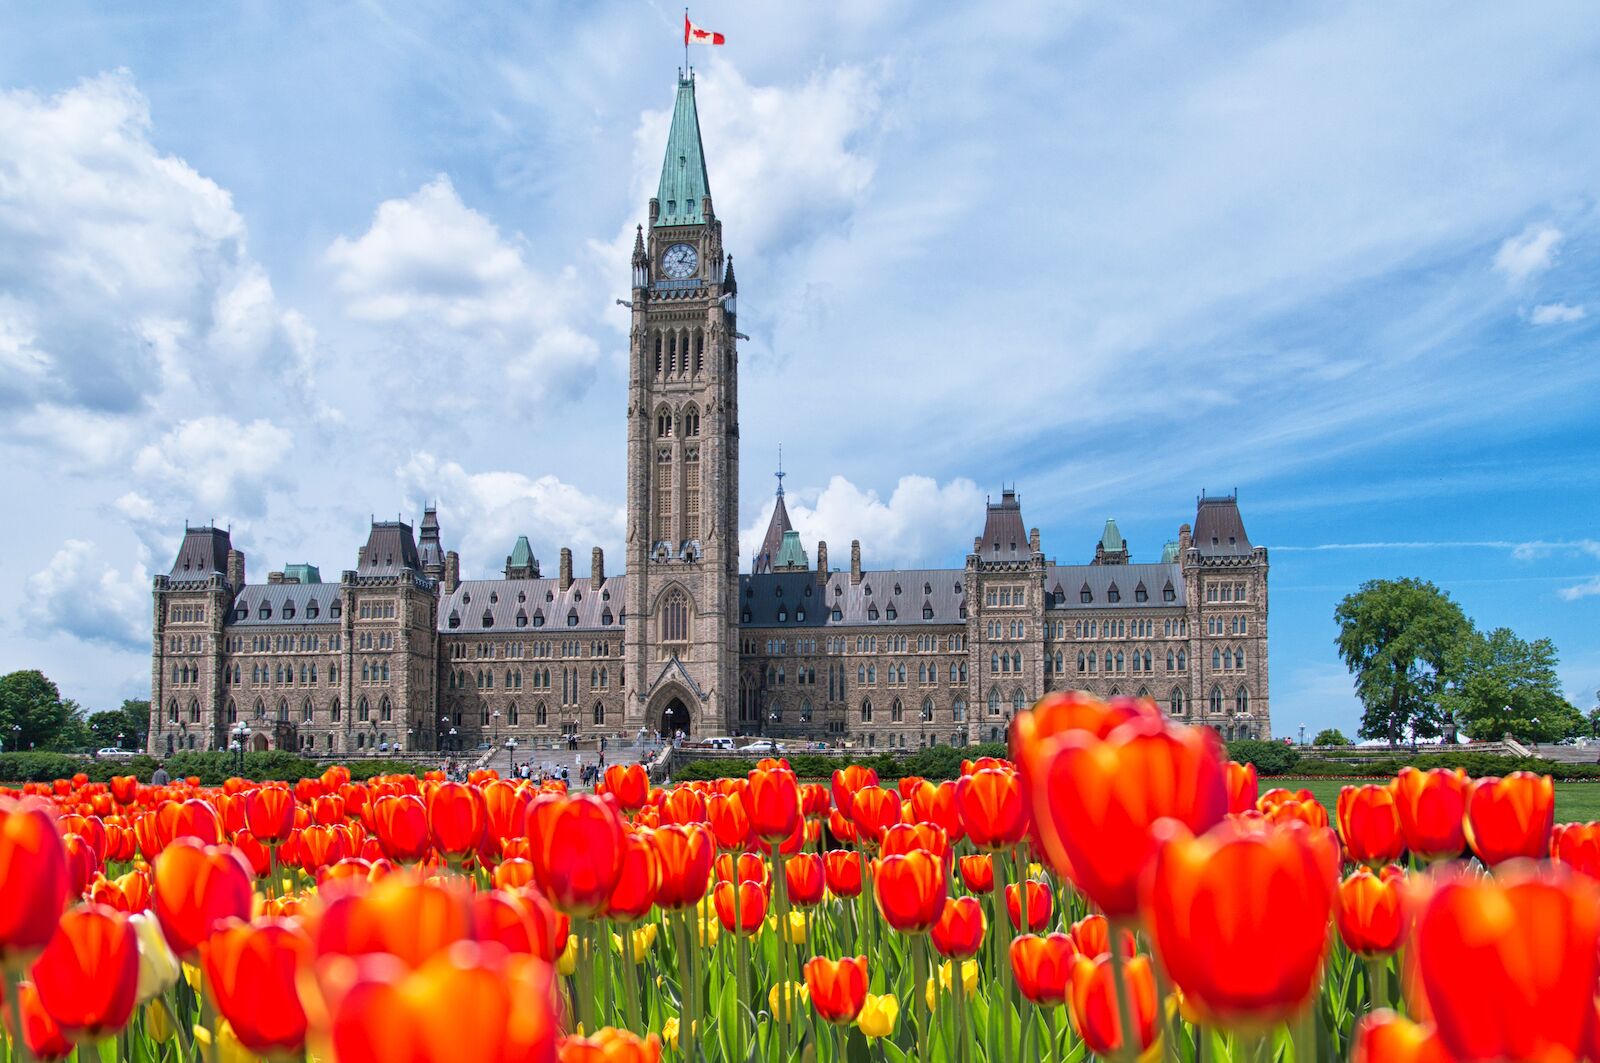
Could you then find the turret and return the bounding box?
[631,225,649,291]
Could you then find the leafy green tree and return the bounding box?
[1444,627,1581,743]
[1312,728,1352,746]
[1334,579,1472,744]
[0,671,76,752]
[87,700,149,750]
[1589,707,1600,739]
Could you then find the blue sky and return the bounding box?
[1,2,1596,739]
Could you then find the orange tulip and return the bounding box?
[1030,715,1228,916]
[1010,691,1158,784]
[743,768,801,844]
[31,904,139,1037]
[298,824,350,874]
[529,795,626,917]
[881,822,949,863]
[658,786,706,826]
[704,793,750,850]
[956,768,1029,851]
[0,798,70,965]
[1258,788,1329,830]
[473,891,539,955]
[911,780,964,841]
[373,794,432,863]
[558,1027,663,1063]
[1408,863,1599,1062]
[713,880,767,935]
[1337,785,1405,866]
[804,955,869,1024]
[785,853,826,907]
[483,781,533,852]
[1067,914,1135,961]
[823,850,863,898]
[1390,767,1467,860]
[152,838,254,956]
[831,766,879,819]
[957,854,994,894]
[426,782,487,856]
[600,765,650,812]
[1350,1011,1451,1063]
[10,981,72,1060]
[931,896,986,958]
[874,849,947,933]
[1144,818,1339,1027]
[1464,772,1554,866]
[605,831,660,923]
[1551,821,1600,879]
[62,831,98,898]
[314,872,476,970]
[1069,953,1159,1057]
[201,918,310,1054]
[1336,866,1405,956]
[1005,879,1053,933]
[652,824,714,910]
[517,887,570,963]
[1009,933,1078,1006]
[110,776,139,806]
[1224,761,1259,814]
[849,787,902,848]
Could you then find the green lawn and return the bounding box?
[1280,777,1600,825]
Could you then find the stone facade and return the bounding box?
[148,74,1271,756]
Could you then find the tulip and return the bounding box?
[1069,953,1160,1058]
[924,958,980,1009]
[558,1027,663,1062]
[831,766,879,819]
[874,850,947,933]
[856,993,898,1038]
[62,832,98,899]
[1225,760,1259,814]
[659,786,707,826]
[805,955,869,1024]
[601,765,651,812]
[529,795,626,917]
[1390,767,1468,860]
[785,853,826,907]
[482,781,532,853]
[652,824,714,909]
[1408,863,1599,1062]
[704,793,750,850]
[606,831,661,923]
[12,981,72,1060]
[373,794,432,863]
[31,904,139,1038]
[912,780,964,841]
[957,854,994,894]
[1351,1011,1451,1063]
[1144,818,1339,1027]
[1005,879,1052,932]
[314,872,475,969]
[1337,784,1405,866]
[1067,913,1136,961]
[426,781,487,856]
[713,880,767,934]
[0,798,70,965]
[715,852,769,888]
[152,838,255,956]
[612,924,659,963]
[1009,933,1078,1006]
[1029,714,1227,916]
[297,823,350,874]
[768,981,810,1021]
[129,912,181,1002]
[1551,821,1600,879]
[931,896,985,958]
[110,776,139,806]
[881,822,950,863]
[240,786,295,843]
[823,850,863,897]
[1258,788,1329,830]
[956,768,1029,851]
[200,918,310,1054]
[475,891,539,955]
[1336,866,1405,957]
[1464,772,1554,866]
[849,787,902,848]
[743,768,801,843]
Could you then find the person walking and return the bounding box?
[150,762,170,786]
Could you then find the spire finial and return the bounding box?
[775,443,785,498]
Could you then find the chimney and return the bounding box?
[1178,523,1192,554]
[1029,527,1041,553]
[816,540,828,581]
[443,551,460,594]
[267,571,285,585]
[559,548,573,591]
[850,540,862,585]
[591,547,605,589]
[226,549,246,589]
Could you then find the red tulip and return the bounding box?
[474,891,539,955]
[0,798,70,964]
[881,822,950,863]
[704,793,750,850]
[652,824,714,910]
[30,904,139,1037]
[874,849,946,933]
[1067,913,1135,961]
[517,887,571,963]
[529,795,626,917]
[1258,788,1329,830]
[1224,761,1259,815]
[713,880,767,935]
[659,786,707,826]
[483,781,533,852]
[373,794,432,863]
[1350,1012,1451,1063]
[297,824,349,874]
[427,782,487,856]
[715,852,769,888]
[110,776,139,806]
[1551,821,1600,879]
[152,838,254,956]
[314,872,475,970]
[1389,767,1467,860]
[558,1028,663,1062]
[1005,879,1053,933]
[164,798,222,846]
[1009,933,1078,1006]
[931,896,985,958]
[1010,690,1158,785]
[601,765,650,812]
[956,768,1029,851]
[1069,953,1159,1058]
[849,787,902,848]
[804,955,868,1024]
[911,780,964,841]
[62,832,97,899]
[957,854,994,894]
[606,832,661,923]
[743,768,801,844]
[1464,772,1554,866]
[200,918,310,1053]
[1336,866,1405,957]
[1144,818,1339,1027]
[785,853,826,907]
[831,766,879,819]
[1337,784,1405,866]
[823,850,863,898]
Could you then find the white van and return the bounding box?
[701,736,737,750]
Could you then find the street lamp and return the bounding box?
[506,737,518,774]
[1299,723,1306,746]
[10,724,20,752]
[230,721,248,773]
[439,716,449,753]
[492,710,501,747]
[448,727,458,752]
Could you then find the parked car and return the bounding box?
[739,740,786,755]
[695,736,737,751]
[96,747,137,758]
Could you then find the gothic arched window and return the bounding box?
[662,590,689,643]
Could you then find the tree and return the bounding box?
[1334,579,1472,745]
[1589,707,1600,740]
[87,700,149,751]
[0,671,82,752]
[1443,627,1581,743]
[1313,728,1352,746]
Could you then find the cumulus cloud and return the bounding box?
[1493,224,1563,283]
[742,474,985,571]
[131,416,293,518]
[396,452,624,577]
[1529,302,1586,325]
[325,176,600,399]
[1559,576,1600,602]
[23,540,149,649]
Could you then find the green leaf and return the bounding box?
[845,1027,872,1063]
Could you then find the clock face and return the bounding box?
[661,243,698,279]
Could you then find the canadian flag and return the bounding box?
[685,14,725,46]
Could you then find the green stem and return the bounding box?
[1366,955,1388,1012]
[672,909,699,1063]
[951,956,972,1063]
[573,918,597,1035]
[1291,1000,1317,1063]
[4,967,33,1063]
[621,926,641,1033]
[1108,918,1140,1063]
[769,843,793,1029]
[991,849,1014,1063]
[1044,1005,1058,1063]
[1152,961,1182,1063]
[910,933,930,1050]
[1015,848,1031,933]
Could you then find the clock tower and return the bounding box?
[623,73,741,739]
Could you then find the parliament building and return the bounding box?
[148,75,1271,756]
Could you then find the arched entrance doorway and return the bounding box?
[661,699,691,739]
[250,733,270,752]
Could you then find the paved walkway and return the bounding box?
[478,741,665,787]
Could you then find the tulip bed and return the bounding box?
[0,692,1587,1063]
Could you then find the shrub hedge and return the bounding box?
[0,750,436,786]
[671,743,1009,783]
[1224,740,1302,777]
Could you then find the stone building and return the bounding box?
[148,73,1271,756]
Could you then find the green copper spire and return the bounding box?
[509,536,535,569]
[655,75,711,227]
[1099,519,1125,552]
[774,529,809,571]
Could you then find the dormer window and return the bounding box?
[796,608,805,621]
[574,590,582,602]
[518,591,526,602]
[463,592,471,604]
[490,592,498,604]
[601,608,613,625]
[306,601,319,619]
[566,609,579,627]
[516,610,528,628]
[283,602,296,619]
[868,605,879,621]
[545,590,554,602]
[482,610,494,628]
[1108,584,1121,603]
[777,607,788,622]
[1080,584,1093,604]
[775,586,783,598]
[831,607,842,621]
[602,590,610,601]
[1163,583,1176,603]
[237,604,250,620]
[885,605,897,621]
[742,609,752,623]
[260,603,273,620]
[1135,583,1148,603]
[922,603,934,620]
[804,585,812,597]
[448,610,461,630]
[532,610,545,628]
[863,583,872,596]
[893,583,902,595]
[331,600,342,618]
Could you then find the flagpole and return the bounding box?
[684,7,689,77]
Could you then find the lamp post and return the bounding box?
[406,727,415,753]
[12,723,21,752]
[506,737,518,774]
[492,710,501,747]
[1299,723,1306,746]
[448,727,458,753]
[230,721,248,773]
[116,732,125,753]
[439,716,449,753]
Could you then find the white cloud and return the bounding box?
[742,474,985,571]
[396,452,624,577]
[131,416,292,518]
[1559,576,1600,602]
[325,176,600,398]
[23,540,149,650]
[1529,302,1586,325]
[1493,224,1563,283]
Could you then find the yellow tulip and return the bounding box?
[144,999,177,1044]
[769,982,810,1020]
[611,924,659,962]
[1029,862,1045,879]
[182,962,203,994]
[192,1020,260,1063]
[856,993,899,1039]
[783,911,809,945]
[130,913,181,1003]
[697,915,721,948]
[925,960,980,1010]
[558,935,579,976]
[662,1017,680,1049]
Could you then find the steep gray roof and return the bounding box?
[358,522,423,576]
[170,527,232,579]
[976,489,1030,563]
[228,584,341,626]
[741,569,967,627]
[1044,563,1184,610]
[753,493,793,574]
[418,507,444,569]
[1193,494,1252,556]
[439,577,628,633]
